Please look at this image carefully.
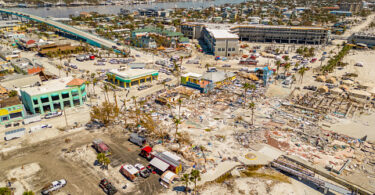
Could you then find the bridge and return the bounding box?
[0,8,126,53]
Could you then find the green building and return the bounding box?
[0,96,25,125]
[20,77,87,114]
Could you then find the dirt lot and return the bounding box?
[0,129,162,195]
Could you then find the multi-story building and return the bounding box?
[107,68,158,88]
[20,77,87,114]
[0,96,25,125]
[201,27,239,56]
[231,25,330,44]
[0,20,24,33]
[181,22,330,45]
[349,32,375,47]
[180,23,205,39]
[11,58,44,75]
[338,2,363,13]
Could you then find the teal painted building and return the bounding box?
[107,68,158,88]
[20,77,87,114]
[0,96,25,125]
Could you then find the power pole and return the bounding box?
[63,107,68,129]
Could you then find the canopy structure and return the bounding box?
[161,171,178,184]
[150,157,169,172]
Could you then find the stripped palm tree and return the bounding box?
[249,102,255,125]
[242,83,251,107]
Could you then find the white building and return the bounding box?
[201,28,239,56]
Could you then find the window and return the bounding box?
[62,93,70,99]
[33,99,38,105]
[41,97,49,103]
[34,107,40,114]
[10,112,22,119]
[63,100,71,108]
[222,48,225,51]
[2,116,8,121]
[51,95,60,101]
[232,48,235,51]
[218,48,221,51]
[228,48,231,51]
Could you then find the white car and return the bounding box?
[134,163,150,178]
[42,179,67,195]
[44,111,62,119]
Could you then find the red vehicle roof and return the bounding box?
[26,40,35,45]
[142,146,152,153]
[99,143,109,151]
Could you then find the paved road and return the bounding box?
[0,8,123,50]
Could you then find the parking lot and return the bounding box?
[0,129,162,194]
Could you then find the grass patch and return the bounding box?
[215,172,233,183]
[241,169,291,184]
[204,129,212,132]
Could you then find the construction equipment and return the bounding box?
[99,178,117,195]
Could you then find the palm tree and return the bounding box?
[200,145,207,163]
[298,67,307,84]
[97,153,105,165]
[23,191,35,195]
[103,83,110,103]
[92,78,98,96]
[276,60,281,75]
[205,63,210,71]
[161,80,167,90]
[181,174,190,194]
[177,98,183,119]
[85,81,92,105]
[242,83,251,107]
[284,62,291,75]
[103,157,111,170]
[57,65,63,77]
[173,117,182,141]
[110,84,119,113]
[189,169,201,194]
[249,102,255,125]
[249,84,256,100]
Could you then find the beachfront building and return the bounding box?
[180,23,205,39]
[20,77,87,114]
[107,68,158,88]
[349,32,375,47]
[181,22,330,45]
[231,25,330,44]
[0,96,25,125]
[181,71,236,93]
[338,2,363,13]
[201,27,239,56]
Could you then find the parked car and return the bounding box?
[41,179,67,195]
[99,178,117,195]
[93,139,111,156]
[44,111,62,119]
[134,163,150,178]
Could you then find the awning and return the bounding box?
[51,93,59,96]
[150,157,169,172]
[40,95,49,99]
[71,89,78,93]
[73,96,80,100]
[61,91,69,94]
